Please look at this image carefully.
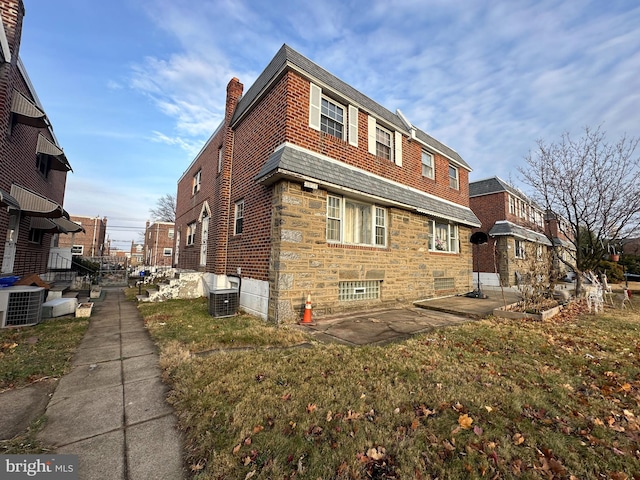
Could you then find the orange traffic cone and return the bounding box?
[299,292,315,325]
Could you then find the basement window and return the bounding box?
[338,280,381,302]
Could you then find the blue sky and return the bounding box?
[18,0,640,249]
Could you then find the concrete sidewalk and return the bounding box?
[36,288,185,480]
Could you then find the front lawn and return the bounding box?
[142,298,640,479]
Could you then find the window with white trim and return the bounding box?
[421,151,434,179]
[509,195,516,215]
[321,97,344,139]
[163,248,172,256]
[449,164,459,190]
[309,83,358,146]
[428,220,459,253]
[192,169,202,195]
[186,222,196,246]
[168,228,174,239]
[71,245,84,255]
[515,239,525,259]
[218,146,223,173]
[234,200,244,235]
[376,125,392,160]
[326,194,386,247]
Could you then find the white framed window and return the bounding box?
[536,245,543,260]
[218,146,223,173]
[163,248,172,256]
[186,222,196,246]
[376,125,392,160]
[515,239,525,259]
[168,228,174,239]
[326,194,386,247]
[509,195,516,215]
[192,169,202,195]
[234,200,244,235]
[71,245,84,255]
[321,97,345,140]
[520,201,527,219]
[309,83,358,146]
[449,164,459,190]
[421,151,434,179]
[428,220,459,253]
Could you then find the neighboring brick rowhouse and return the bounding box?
[469,177,574,286]
[0,0,73,276]
[175,45,480,322]
[57,216,107,257]
[143,221,175,267]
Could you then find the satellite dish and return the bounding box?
[470,232,488,245]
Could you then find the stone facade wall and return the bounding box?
[269,180,473,323]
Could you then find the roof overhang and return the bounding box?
[489,221,552,246]
[0,188,20,210]
[10,184,64,218]
[256,143,481,228]
[11,90,47,128]
[36,134,72,172]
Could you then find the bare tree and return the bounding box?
[519,126,640,292]
[149,193,176,223]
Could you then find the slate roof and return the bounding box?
[232,44,471,170]
[256,144,481,227]
[469,176,524,198]
[488,221,552,246]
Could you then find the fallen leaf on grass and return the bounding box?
[252,425,264,434]
[281,393,291,401]
[306,403,317,413]
[366,446,387,461]
[473,425,483,436]
[610,472,628,480]
[458,414,473,429]
[232,444,241,455]
[512,433,525,445]
[484,406,493,413]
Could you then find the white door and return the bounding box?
[1,212,19,274]
[199,215,209,267]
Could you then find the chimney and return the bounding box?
[0,0,25,60]
[224,77,243,124]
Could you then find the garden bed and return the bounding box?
[493,301,562,321]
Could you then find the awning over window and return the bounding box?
[29,216,85,234]
[52,217,85,233]
[0,188,20,210]
[11,90,47,128]
[10,184,64,218]
[36,134,71,172]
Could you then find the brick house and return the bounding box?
[144,221,174,267]
[469,176,574,287]
[56,215,107,257]
[0,0,81,276]
[175,44,480,322]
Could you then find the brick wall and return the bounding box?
[0,0,70,275]
[144,221,174,266]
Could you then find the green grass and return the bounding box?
[138,296,309,353]
[0,416,49,455]
[140,297,640,479]
[0,316,89,391]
